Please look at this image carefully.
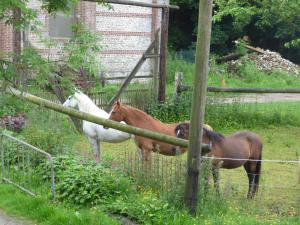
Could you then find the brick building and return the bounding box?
[0,0,165,79]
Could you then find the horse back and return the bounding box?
[232,131,263,158]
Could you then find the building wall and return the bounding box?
[0,0,167,79]
[0,20,13,54]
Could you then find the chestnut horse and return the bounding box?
[107,102,211,161]
[175,123,263,198]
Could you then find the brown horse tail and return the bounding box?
[254,147,262,193]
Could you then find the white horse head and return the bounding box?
[63,94,79,108]
[63,90,105,116]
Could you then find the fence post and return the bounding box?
[298,156,300,184]
[1,133,4,181]
[184,0,213,216]
[174,72,183,98]
[158,7,169,103]
[152,29,160,100]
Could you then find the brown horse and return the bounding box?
[107,102,211,160]
[175,123,263,198]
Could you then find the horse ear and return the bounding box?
[116,101,120,106]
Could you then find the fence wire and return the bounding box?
[112,149,300,217]
[0,132,55,198]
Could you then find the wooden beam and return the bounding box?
[234,41,265,54]
[6,86,211,153]
[158,7,169,103]
[184,0,213,216]
[176,83,300,95]
[12,8,22,86]
[152,28,160,100]
[105,31,158,112]
[84,0,179,9]
[207,87,300,93]
[104,75,153,80]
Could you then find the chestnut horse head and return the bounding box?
[109,101,126,122]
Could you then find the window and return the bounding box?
[49,10,74,38]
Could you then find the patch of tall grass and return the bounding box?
[166,54,300,95]
[146,93,300,130]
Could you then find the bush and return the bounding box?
[21,126,70,156]
[42,155,135,206]
[0,95,29,117]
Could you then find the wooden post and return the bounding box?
[174,72,183,98]
[158,7,169,103]
[12,8,22,86]
[85,0,179,9]
[152,29,160,100]
[298,156,300,184]
[184,0,213,216]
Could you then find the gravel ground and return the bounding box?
[0,210,32,225]
[209,93,300,103]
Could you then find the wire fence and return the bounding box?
[111,148,300,217]
[0,132,55,198]
[34,88,152,110]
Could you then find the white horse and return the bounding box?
[62,90,131,162]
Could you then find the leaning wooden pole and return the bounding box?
[105,32,158,112]
[184,0,213,216]
[5,86,211,153]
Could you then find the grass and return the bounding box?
[57,111,300,221]
[0,184,119,225]
[2,111,300,224]
[166,55,300,95]
[2,59,300,224]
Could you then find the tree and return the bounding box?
[170,0,300,63]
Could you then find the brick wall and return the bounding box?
[0,21,13,54]
[0,0,167,79]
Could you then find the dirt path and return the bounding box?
[209,93,300,103]
[0,210,32,225]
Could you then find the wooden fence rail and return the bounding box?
[175,74,300,95]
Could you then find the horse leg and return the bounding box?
[136,148,143,161]
[87,136,101,163]
[244,162,256,199]
[212,160,223,195]
[212,167,220,195]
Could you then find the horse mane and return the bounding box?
[74,92,106,114]
[203,127,224,143]
[121,104,161,122]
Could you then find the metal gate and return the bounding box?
[0,132,55,198]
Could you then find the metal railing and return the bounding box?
[0,132,55,198]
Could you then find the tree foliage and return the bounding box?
[0,1,105,92]
[170,0,300,63]
[0,0,79,28]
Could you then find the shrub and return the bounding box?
[42,155,135,206]
[21,126,70,156]
[0,95,30,117]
